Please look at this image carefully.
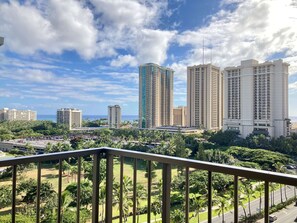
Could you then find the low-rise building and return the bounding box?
[0,108,37,121]
[173,106,187,126]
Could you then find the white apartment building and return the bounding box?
[57,108,82,129]
[187,64,223,130]
[223,59,290,138]
[108,105,121,128]
[0,108,37,121]
[173,106,187,126]
[139,63,174,128]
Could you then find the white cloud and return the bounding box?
[0,0,98,59]
[110,55,138,67]
[175,0,297,70]
[134,29,176,64]
[0,0,176,64]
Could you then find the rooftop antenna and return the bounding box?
[202,38,205,65]
[210,42,213,64]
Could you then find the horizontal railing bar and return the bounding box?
[1,147,297,186]
[104,148,297,186]
[0,148,102,167]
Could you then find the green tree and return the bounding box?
[216,193,231,223]
[136,184,147,223]
[190,193,207,223]
[0,185,11,209]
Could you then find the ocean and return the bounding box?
[38,115,138,122]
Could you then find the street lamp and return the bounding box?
[0,37,4,46]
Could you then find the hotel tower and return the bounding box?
[223,59,290,138]
[187,64,223,130]
[139,63,174,128]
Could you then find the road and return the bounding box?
[257,203,297,223]
[201,185,296,223]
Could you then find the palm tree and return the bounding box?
[61,191,73,222]
[171,209,185,223]
[99,185,106,223]
[190,193,207,223]
[151,201,161,222]
[240,180,254,216]
[273,162,286,203]
[216,194,231,223]
[136,184,147,223]
[255,183,264,213]
[113,176,133,223]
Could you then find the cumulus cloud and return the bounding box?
[110,55,138,67]
[0,0,98,59]
[175,0,297,73]
[0,0,175,64]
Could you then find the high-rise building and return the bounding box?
[108,105,121,128]
[223,59,290,138]
[139,63,174,128]
[57,108,82,129]
[173,106,187,126]
[187,64,223,130]
[0,108,37,121]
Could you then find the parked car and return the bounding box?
[269,215,277,222]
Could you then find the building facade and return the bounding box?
[0,108,37,121]
[187,64,223,130]
[139,63,174,128]
[57,108,82,129]
[173,106,187,126]
[223,59,290,138]
[108,105,121,128]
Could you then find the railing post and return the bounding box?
[57,159,62,223]
[105,153,114,223]
[264,181,269,223]
[147,161,152,223]
[162,163,171,222]
[12,165,16,223]
[208,171,212,223]
[77,157,81,223]
[133,159,137,223]
[234,175,238,223]
[185,167,189,223]
[92,153,100,223]
[36,162,41,223]
[119,156,124,223]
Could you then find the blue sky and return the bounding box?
[0,0,297,116]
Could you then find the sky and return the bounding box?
[0,0,297,116]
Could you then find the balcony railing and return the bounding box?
[0,147,297,223]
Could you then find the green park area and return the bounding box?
[0,120,297,222]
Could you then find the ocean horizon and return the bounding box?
[38,114,138,122]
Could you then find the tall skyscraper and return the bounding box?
[57,108,82,129]
[139,63,174,128]
[0,108,37,121]
[223,59,290,138]
[173,106,187,126]
[108,105,121,128]
[187,64,223,130]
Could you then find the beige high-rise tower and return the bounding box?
[57,108,82,130]
[108,105,121,128]
[223,59,290,138]
[139,63,174,128]
[187,64,223,130]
